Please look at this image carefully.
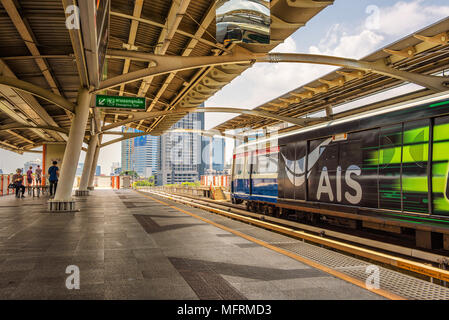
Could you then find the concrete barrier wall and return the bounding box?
[74,176,114,188]
[1,174,132,195]
[72,176,133,189]
[137,186,212,198]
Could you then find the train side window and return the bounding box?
[379,124,403,211]
[402,119,429,214]
[252,153,258,174]
[432,115,449,216]
[258,152,276,174]
[321,144,338,169]
[340,141,362,169]
[246,152,255,175]
[235,155,243,176]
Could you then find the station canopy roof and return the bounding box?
[0,0,448,154]
[0,0,335,153]
[214,17,449,133]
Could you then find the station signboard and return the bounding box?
[95,95,146,110]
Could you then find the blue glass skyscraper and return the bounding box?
[121,127,159,177]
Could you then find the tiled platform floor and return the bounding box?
[0,189,383,300]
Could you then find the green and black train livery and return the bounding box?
[231,92,449,220]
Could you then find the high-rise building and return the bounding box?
[133,134,159,177]
[157,107,205,185]
[121,127,159,178]
[121,127,134,172]
[76,163,101,176]
[120,104,225,185]
[202,136,225,175]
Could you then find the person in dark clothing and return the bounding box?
[48,161,59,197]
[12,168,25,198]
[26,166,33,186]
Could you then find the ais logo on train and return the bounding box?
[315,165,362,204]
[233,94,449,217]
[282,137,362,205]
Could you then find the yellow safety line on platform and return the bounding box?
[144,190,449,284]
[135,190,405,301]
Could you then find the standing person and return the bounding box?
[12,168,25,198]
[26,166,33,187]
[48,161,59,197]
[35,165,42,186]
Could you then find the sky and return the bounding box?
[1,0,449,174]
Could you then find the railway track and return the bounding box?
[136,188,449,292]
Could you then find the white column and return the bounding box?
[78,134,98,193]
[88,142,101,190]
[52,88,92,203]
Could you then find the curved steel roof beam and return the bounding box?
[100,107,326,133]
[97,48,256,92]
[0,124,70,134]
[0,76,75,113]
[260,53,448,92]
[99,49,449,92]
[0,124,92,145]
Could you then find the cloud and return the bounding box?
[205,36,335,129]
[309,29,384,59]
[207,0,449,132]
[309,0,449,59]
[372,0,449,37]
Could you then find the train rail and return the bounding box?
[135,188,449,300]
[135,188,449,290]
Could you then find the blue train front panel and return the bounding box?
[232,146,279,203]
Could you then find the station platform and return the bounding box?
[0,189,388,300]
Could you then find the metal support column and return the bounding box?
[76,134,98,196]
[48,88,92,211]
[88,141,101,190]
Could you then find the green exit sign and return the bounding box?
[95,95,146,110]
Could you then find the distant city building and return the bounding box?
[157,105,205,185]
[120,104,227,185]
[202,136,225,175]
[76,163,101,176]
[121,127,134,172]
[133,134,159,177]
[110,162,121,176]
[121,127,159,178]
[0,169,3,174]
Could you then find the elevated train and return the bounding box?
[231,92,449,249]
